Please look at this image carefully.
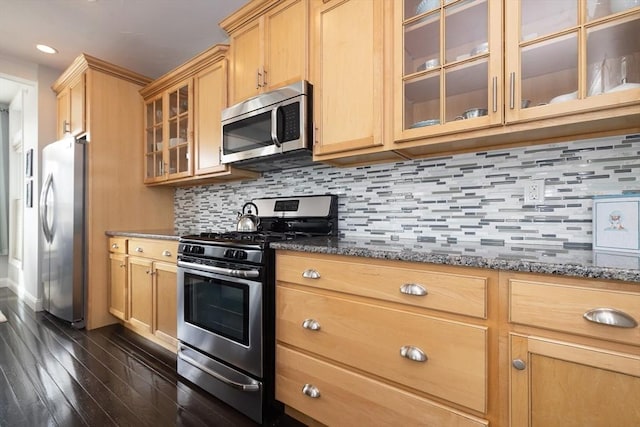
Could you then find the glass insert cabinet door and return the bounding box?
[145,97,164,181]
[505,0,640,121]
[396,0,503,138]
[167,83,191,177]
[143,81,193,183]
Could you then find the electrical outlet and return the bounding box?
[524,180,545,204]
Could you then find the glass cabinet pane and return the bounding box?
[445,0,488,64]
[521,33,579,105]
[445,60,488,122]
[179,85,189,114]
[586,16,640,96]
[404,74,440,129]
[405,0,440,19]
[521,0,577,41]
[404,14,440,76]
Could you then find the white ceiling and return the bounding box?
[0,0,249,103]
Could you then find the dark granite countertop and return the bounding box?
[270,236,640,284]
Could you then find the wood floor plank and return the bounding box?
[0,315,87,427]
[0,288,303,427]
[0,332,55,426]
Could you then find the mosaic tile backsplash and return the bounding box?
[175,133,640,248]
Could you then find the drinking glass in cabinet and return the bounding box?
[520,33,578,106]
[444,0,488,64]
[521,0,577,41]
[589,0,640,20]
[404,74,440,130]
[586,17,640,96]
[404,13,440,75]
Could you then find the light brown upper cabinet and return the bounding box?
[310,0,403,166]
[221,0,309,105]
[143,80,194,183]
[505,0,640,123]
[140,45,258,186]
[392,0,640,160]
[394,0,503,141]
[56,72,85,138]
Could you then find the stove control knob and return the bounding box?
[235,250,247,260]
[224,249,236,258]
[195,246,205,255]
[182,245,192,253]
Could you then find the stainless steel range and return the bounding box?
[176,195,338,424]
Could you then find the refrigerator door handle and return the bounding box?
[40,173,54,243]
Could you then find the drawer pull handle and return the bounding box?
[583,308,638,328]
[302,318,321,331]
[302,384,321,398]
[111,243,119,249]
[400,345,428,363]
[302,269,321,279]
[399,283,427,296]
[512,359,526,370]
[162,250,172,257]
[135,247,143,253]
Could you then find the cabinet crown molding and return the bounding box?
[219,0,280,33]
[139,44,229,98]
[52,53,151,93]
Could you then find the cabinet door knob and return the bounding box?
[512,359,526,370]
[583,308,638,328]
[111,243,119,249]
[135,247,143,253]
[162,250,171,257]
[302,318,321,331]
[302,269,321,279]
[399,283,428,296]
[119,263,126,268]
[302,384,321,398]
[400,345,428,363]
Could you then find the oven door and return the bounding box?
[177,263,263,378]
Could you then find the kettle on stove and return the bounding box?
[236,202,260,232]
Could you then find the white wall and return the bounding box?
[0,53,59,309]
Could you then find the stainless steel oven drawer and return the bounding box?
[177,345,263,424]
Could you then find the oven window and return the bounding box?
[183,272,250,346]
[223,110,272,155]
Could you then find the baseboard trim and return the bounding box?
[5,280,41,311]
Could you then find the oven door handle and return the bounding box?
[178,347,261,392]
[178,260,260,279]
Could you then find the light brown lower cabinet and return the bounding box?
[510,334,640,427]
[275,251,495,426]
[276,344,487,427]
[108,237,128,320]
[507,272,640,427]
[276,251,640,426]
[122,238,179,352]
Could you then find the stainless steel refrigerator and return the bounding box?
[40,134,85,328]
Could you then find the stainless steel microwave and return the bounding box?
[221,80,313,172]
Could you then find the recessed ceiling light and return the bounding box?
[36,44,58,54]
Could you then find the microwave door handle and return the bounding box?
[271,106,281,148]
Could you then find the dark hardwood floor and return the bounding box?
[0,287,304,427]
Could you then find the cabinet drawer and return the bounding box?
[127,239,178,262]
[276,253,489,318]
[276,345,488,427]
[276,286,488,412]
[108,237,127,254]
[509,279,640,346]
